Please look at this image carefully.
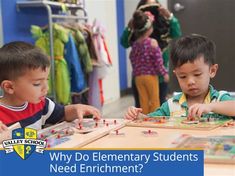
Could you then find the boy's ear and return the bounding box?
[1,80,14,94]
[209,64,218,78]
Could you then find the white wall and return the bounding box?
[85,0,120,104]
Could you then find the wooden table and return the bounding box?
[83,126,235,176]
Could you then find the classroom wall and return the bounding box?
[116,0,127,91]
[0,0,3,46]
[85,0,120,104]
[1,0,48,43]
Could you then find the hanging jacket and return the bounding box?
[31,24,71,104]
[88,20,112,110]
[64,33,86,93]
[73,28,93,73]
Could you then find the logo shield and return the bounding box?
[13,128,37,160]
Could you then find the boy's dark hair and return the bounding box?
[170,34,216,68]
[0,41,50,83]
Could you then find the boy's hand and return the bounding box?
[65,104,101,123]
[76,104,101,122]
[188,103,212,118]
[0,121,8,133]
[124,106,143,120]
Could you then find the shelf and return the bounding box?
[17,0,84,9]
[51,14,88,20]
[16,0,87,17]
[17,0,88,21]
[16,0,88,102]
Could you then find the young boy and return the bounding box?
[0,41,101,131]
[125,34,235,120]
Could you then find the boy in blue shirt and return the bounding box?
[125,34,235,119]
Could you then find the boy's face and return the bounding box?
[174,56,218,98]
[9,67,50,105]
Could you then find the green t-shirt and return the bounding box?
[148,85,235,117]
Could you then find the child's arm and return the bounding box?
[0,121,7,133]
[64,104,101,122]
[188,101,235,118]
[151,39,169,82]
[124,106,143,120]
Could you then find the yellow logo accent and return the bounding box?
[2,128,46,160]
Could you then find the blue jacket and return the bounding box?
[64,33,86,92]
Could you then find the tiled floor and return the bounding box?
[102,95,134,119]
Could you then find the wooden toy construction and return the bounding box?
[174,135,235,164]
[37,118,128,148]
[81,118,235,176]
[2,117,234,176]
[127,116,233,130]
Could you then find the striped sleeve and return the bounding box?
[42,98,65,125]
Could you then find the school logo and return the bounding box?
[2,128,46,160]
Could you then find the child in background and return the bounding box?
[125,34,235,120]
[129,10,169,114]
[121,0,181,106]
[0,41,101,132]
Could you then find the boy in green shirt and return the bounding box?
[125,34,235,119]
